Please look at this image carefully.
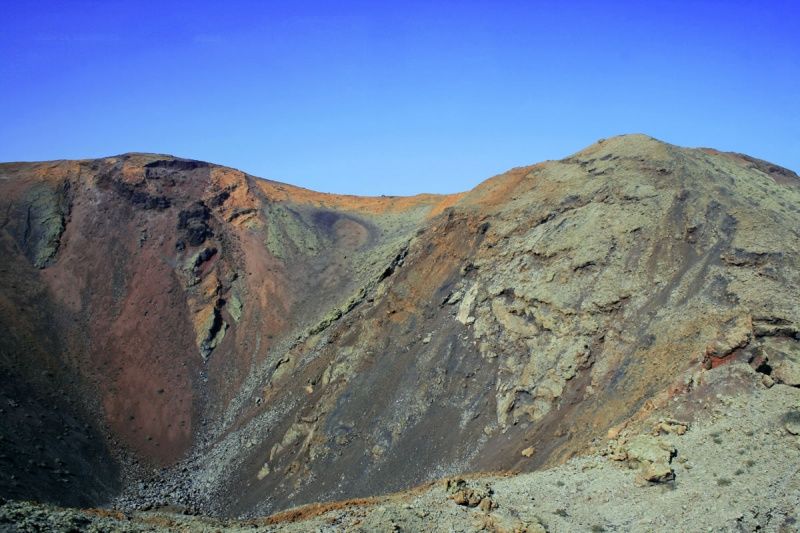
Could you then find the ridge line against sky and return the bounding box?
[1,1,798,196]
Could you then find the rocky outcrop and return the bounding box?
[177,201,213,248]
[1,135,799,521]
[445,478,496,511]
[4,181,71,268]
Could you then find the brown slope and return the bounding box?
[0,153,454,509]
[0,135,799,519]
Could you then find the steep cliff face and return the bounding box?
[0,135,798,517]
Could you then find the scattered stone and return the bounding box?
[521,446,535,458]
[772,359,800,387]
[625,435,675,464]
[641,461,675,483]
[784,410,800,435]
[446,478,495,510]
[445,289,464,305]
[257,462,270,480]
[478,497,494,512]
[618,435,676,484]
[653,418,689,436]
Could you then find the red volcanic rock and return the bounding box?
[0,135,798,518]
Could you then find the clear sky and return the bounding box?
[1,1,798,196]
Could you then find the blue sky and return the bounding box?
[1,1,798,195]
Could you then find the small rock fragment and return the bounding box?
[446,478,494,509]
[653,418,689,436]
[642,461,675,483]
[257,462,270,480]
[521,446,535,458]
[784,410,800,436]
[621,434,676,484]
[478,497,494,512]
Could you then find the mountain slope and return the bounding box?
[0,134,798,519]
[4,362,799,531]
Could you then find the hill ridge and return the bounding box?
[0,135,798,522]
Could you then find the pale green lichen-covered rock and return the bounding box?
[12,182,69,268]
[625,434,675,465]
[761,337,800,386]
[264,203,322,259]
[195,304,228,360]
[228,292,244,323]
[623,434,676,483]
